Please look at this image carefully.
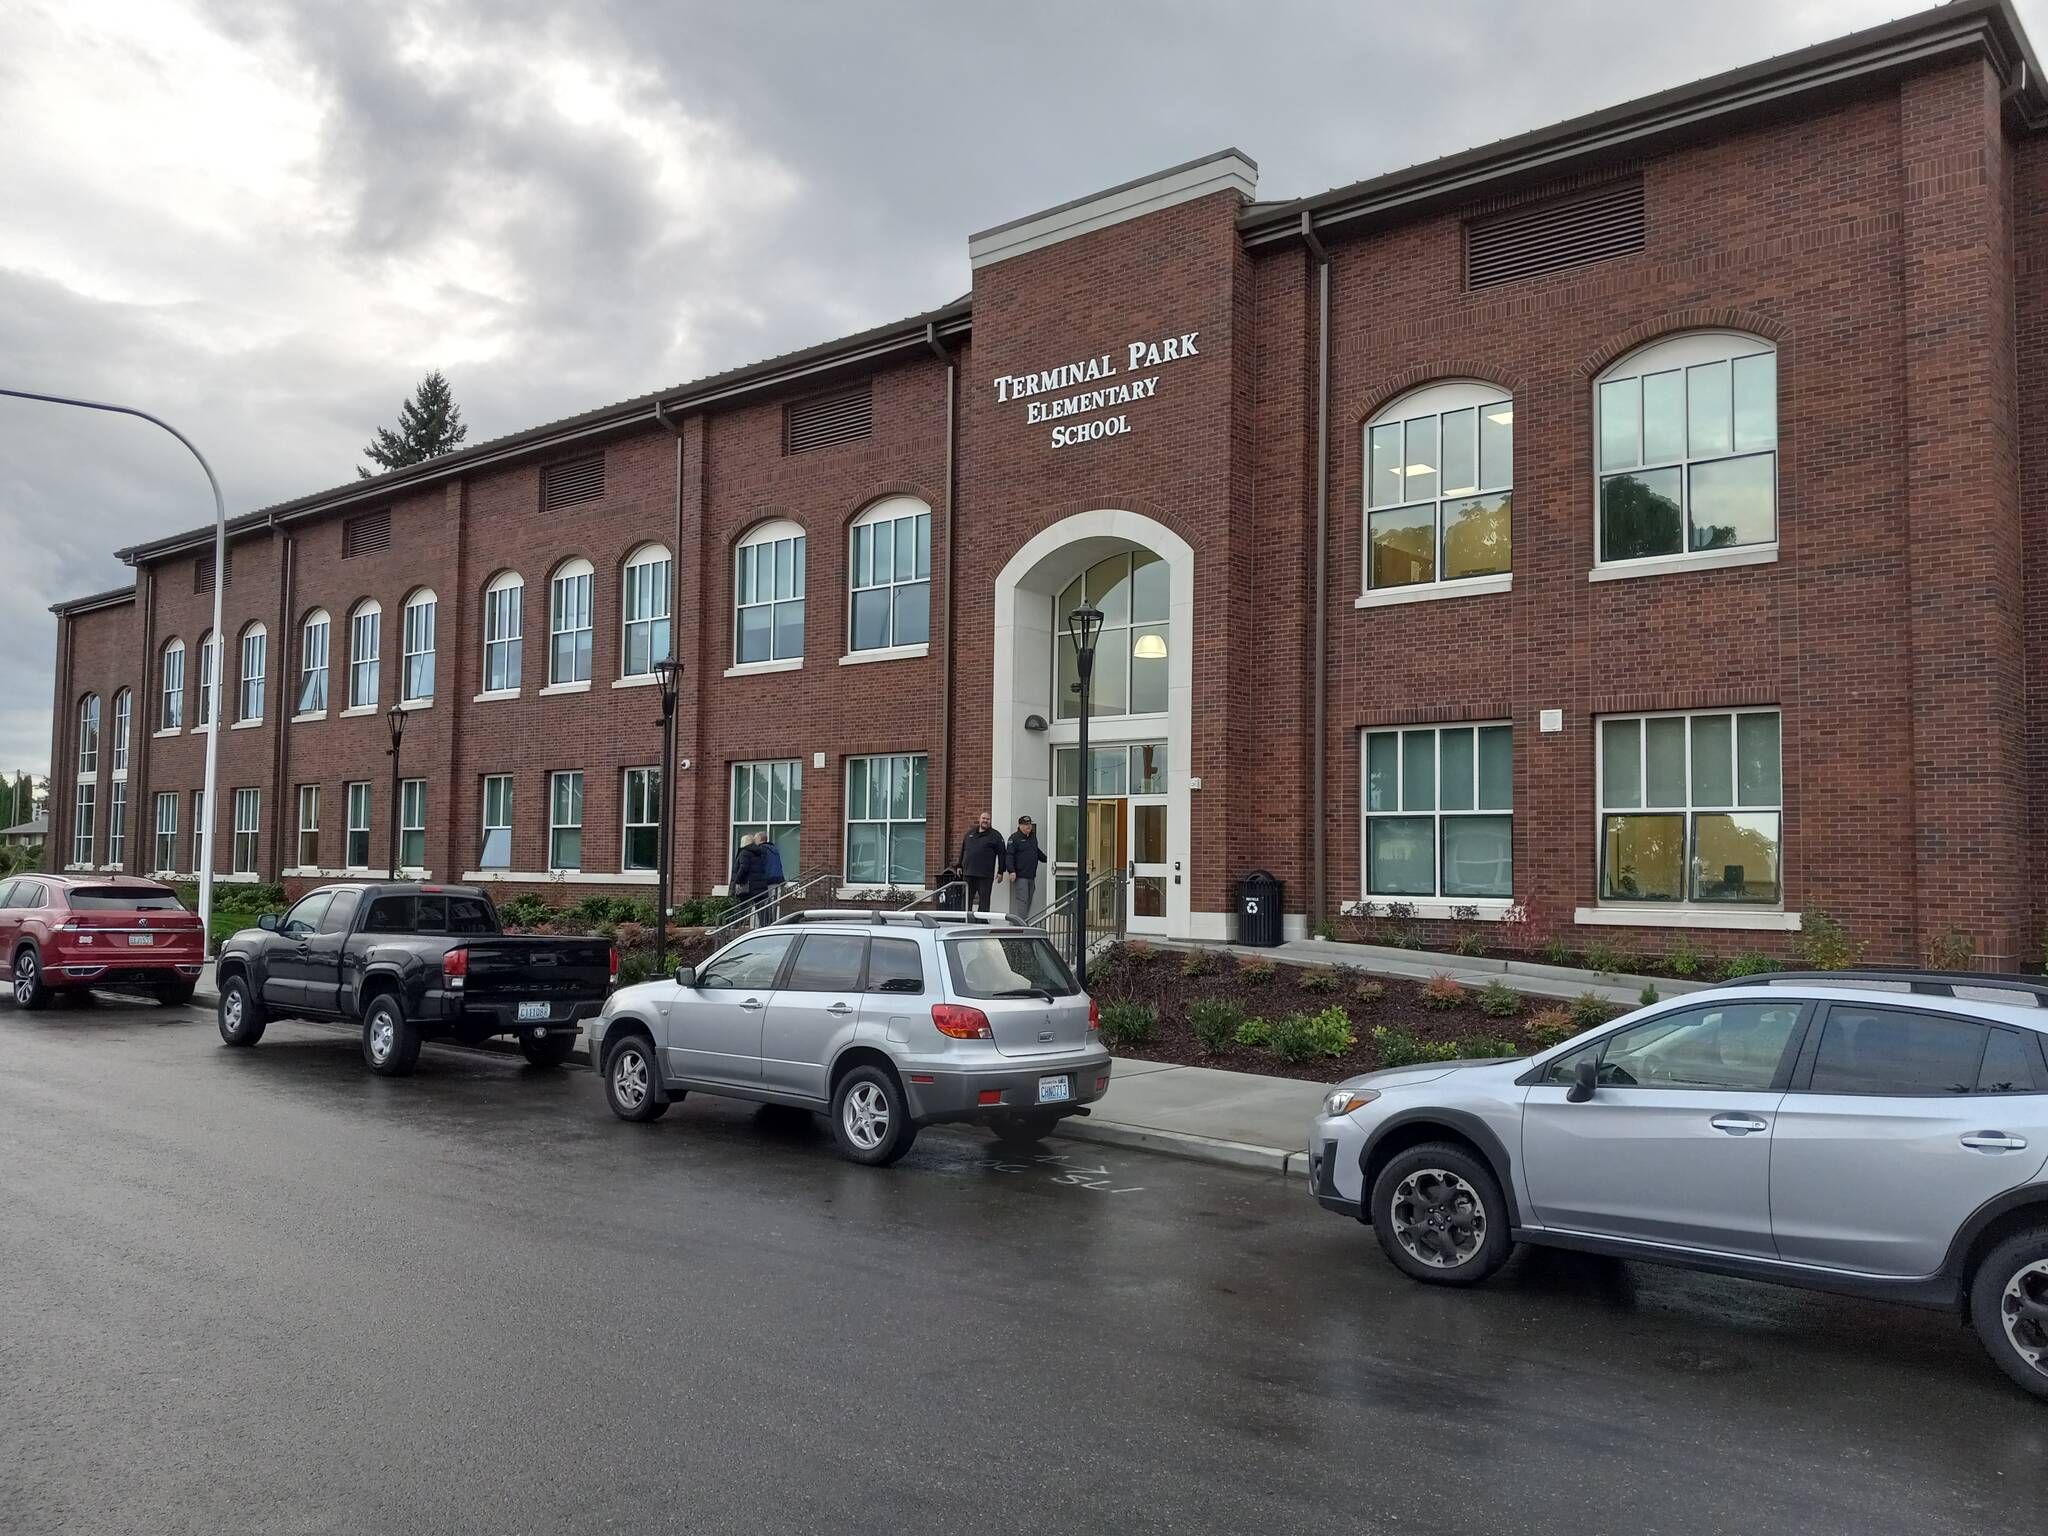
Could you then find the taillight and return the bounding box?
[442,947,468,990]
[931,1003,993,1040]
[608,946,619,987]
[1087,997,1100,1034]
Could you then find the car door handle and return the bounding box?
[738,997,764,1012]
[1709,1115,1769,1135]
[1961,1133,2029,1152]
[826,1002,853,1016]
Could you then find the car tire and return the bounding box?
[12,947,50,1010]
[603,1034,669,1122]
[360,993,422,1077]
[991,1110,1065,1149]
[155,982,197,1007]
[1970,1227,2048,1400]
[519,1030,579,1068]
[1368,1140,1514,1288]
[831,1065,916,1167]
[216,973,267,1046]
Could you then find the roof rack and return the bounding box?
[767,909,1010,929]
[1708,968,2048,1007]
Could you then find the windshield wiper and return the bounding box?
[993,987,1053,1001]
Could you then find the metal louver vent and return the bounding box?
[1466,179,1645,289]
[193,550,231,592]
[341,510,392,559]
[541,455,605,510]
[784,383,873,455]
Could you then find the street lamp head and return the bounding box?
[387,703,406,746]
[1067,599,1105,663]
[653,656,684,703]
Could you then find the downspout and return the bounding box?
[926,321,959,843]
[1303,210,1332,933]
[654,402,687,898]
[136,569,156,869]
[271,527,293,879]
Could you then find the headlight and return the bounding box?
[1323,1087,1379,1117]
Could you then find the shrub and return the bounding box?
[1570,991,1621,1029]
[1301,1005,1355,1058]
[1267,1012,1320,1064]
[1583,939,1629,976]
[1451,926,1488,958]
[672,895,735,928]
[1455,1034,1517,1059]
[1666,934,1705,979]
[1373,1026,1459,1068]
[1538,939,1573,967]
[1312,919,1335,942]
[1391,925,1425,950]
[1188,998,1246,1055]
[1300,965,1340,994]
[1239,956,1278,985]
[1719,952,1777,978]
[1418,973,1464,1010]
[1526,1007,1577,1051]
[1179,947,1217,979]
[1639,983,1660,1006]
[1353,980,1386,1007]
[1476,980,1522,1018]
[1124,940,1155,964]
[1235,1017,1272,1048]
[616,951,654,988]
[499,893,554,928]
[1097,1001,1156,1050]
[1926,926,1976,970]
[1383,901,1415,922]
[1796,908,1863,971]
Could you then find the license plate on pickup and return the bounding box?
[127,934,153,946]
[517,1001,551,1022]
[1037,1075,1071,1105]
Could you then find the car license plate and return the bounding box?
[517,1001,550,1022]
[127,934,153,946]
[1037,1075,1071,1105]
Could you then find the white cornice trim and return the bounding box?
[969,149,1258,269]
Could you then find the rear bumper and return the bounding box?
[426,994,607,1036]
[902,1052,1113,1126]
[48,960,204,987]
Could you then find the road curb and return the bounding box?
[1053,1115,1306,1177]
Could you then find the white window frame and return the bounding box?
[549,771,584,872]
[622,767,661,872]
[111,690,130,775]
[847,497,932,655]
[1593,331,1778,577]
[348,601,382,710]
[239,624,267,723]
[107,780,126,868]
[621,544,672,680]
[401,589,436,703]
[482,573,523,693]
[1594,707,1784,910]
[233,787,260,875]
[297,784,319,870]
[72,782,95,866]
[345,782,372,870]
[1363,381,1514,602]
[194,632,218,728]
[549,559,594,686]
[731,760,802,877]
[1052,550,1171,721]
[191,790,207,871]
[480,775,513,869]
[77,694,99,776]
[153,791,179,873]
[1361,723,1514,905]
[298,610,330,715]
[160,639,185,732]
[843,753,927,887]
[733,521,806,668]
[399,779,426,871]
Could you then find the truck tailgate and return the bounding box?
[461,939,613,1004]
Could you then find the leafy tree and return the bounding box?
[358,369,469,478]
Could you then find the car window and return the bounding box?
[1976,1029,2042,1094]
[68,887,184,910]
[448,897,495,934]
[0,880,19,909]
[363,895,416,934]
[1808,1005,1993,1096]
[698,933,794,990]
[866,938,926,994]
[17,883,46,909]
[944,934,1080,999]
[280,891,333,938]
[1542,1003,1802,1091]
[782,934,868,993]
[318,890,361,935]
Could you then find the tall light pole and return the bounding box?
[652,657,684,976]
[386,704,407,875]
[2,389,226,946]
[1066,599,1104,987]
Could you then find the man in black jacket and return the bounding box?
[954,812,1007,914]
[1005,815,1046,922]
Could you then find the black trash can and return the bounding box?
[1237,871,1283,947]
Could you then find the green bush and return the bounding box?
[1418,973,1464,1010]
[1179,947,1217,979]
[1373,1026,1459,1068]
[1666,934,1705,978]
[1719,952,1777,978]
[1639,983,1660,1006]
[1796,909,1863,971]
[499,893,555,928]
[1268,1010,1349,1064]
[1188,998,1246,1055]
[617,951,654,988]
[1570,991,1621,1029]
[1583,939,1629,976]
[1235,1017,1272,1048]
[1526,1007,1577,1051]
[1476,980,1523,1018]
[1451,926,1488,958]
[1926,926,1976,971]
[1391,925,1424,950]
[1538,939,1573,967]
[672,895,735,928]
[1098,1001,1156,1050]
[1353,980,1386,1007]
[1455,1034,1518,1059]
[1300,965,1340,994]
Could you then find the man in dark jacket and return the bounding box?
[954,812,1007,914]
[755,834,786,922]
[731,834,763,921]
[1005,815,1046,922]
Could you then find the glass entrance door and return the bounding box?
[1053,741,1169,933]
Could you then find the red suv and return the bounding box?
[0,874,206,1008]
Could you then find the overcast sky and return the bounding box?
[0,0,2032,773]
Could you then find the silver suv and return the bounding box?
[589,911,1110,1165]
[1308,970,2048,1398]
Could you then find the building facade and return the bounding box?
[43,2,2048,965]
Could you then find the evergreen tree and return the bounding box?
[358,369,469,478]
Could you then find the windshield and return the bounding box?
[69,888,183,911]
[944,934,1079,999]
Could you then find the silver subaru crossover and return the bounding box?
[589,910,1110,1165]
[1308,970,2048,1398]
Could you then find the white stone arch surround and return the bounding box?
[991,508,1195,938]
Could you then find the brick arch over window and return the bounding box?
[1353,362,1525,434]
[1578,307,1789,381]
[834,483,942,536]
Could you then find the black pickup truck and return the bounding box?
[213,882,615,1076]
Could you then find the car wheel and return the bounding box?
[1970,1228,2048,1400]
[991,1110,1065,1149]
[1369,1141,1514,1287]
[360,994,422,1077]
[519,1030,579,1068]
[217,973,267,1046]
[155,982,196,1007]
[604,1035,670,1122]
[12,948,49,1010]
[831,1065,916,1167]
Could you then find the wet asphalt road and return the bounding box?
[3,996,2045,1536]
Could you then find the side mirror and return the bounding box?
[256,913,280,932]
[1567,1057,1599,1104]
[672,964,696,988]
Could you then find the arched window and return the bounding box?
[1054,551,1169,719]
[349,599,382,709]
[194,631,219,728]
[111,689,131,774]
[621,544,672,679]
[401,588,437,702]
[548,558,593,685]
[734,520,805,666]
[159,639,185,731]
[238,622,267,723]
[1365,382,1513,594]
[297,609,330,714]
[77,694,100,776]
[482,572,523,693]
[849,497,930,653]
[1595,332,1777,566]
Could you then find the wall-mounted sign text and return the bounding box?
[991,331,1200,449]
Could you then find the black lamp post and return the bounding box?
[653,657,684,976]
[1066,598,1104,986]
[386,704,407,875]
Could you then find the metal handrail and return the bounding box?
[1030,866,1129,963]
[702,870,839,944]
[900,879,967,911]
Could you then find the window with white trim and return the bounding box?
[401,590,436,702]
[621,544,672,679]
[549,771,584,872]
[1597,709,1781,904]
[239,624,267,722]
[399,779,426,870]
[349,601,381,709]
[111,690,130,774]
[844,753,926,885]
[77,694,99,776]
[153,792,178,873]
[195,632,218,727]
[297,785,319,869]
[72,782,95,866]
[1365,382,1513,592]
[160,639,185,731]
[622,767,661,872]
[731,760,801,878]
[549,559,593,685]
[233,788,260,875]
[1054,550,1169,720]
[107,781,126,867]
[298,610,330,713]
[1364,724,1513,899]
[483,573,523,692]
[849,498,931,652]
[735,522,805,665]
[480,775,513,869]
[345,782,371,869]
[1596,332,1777,565]
[191,791,207,871]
